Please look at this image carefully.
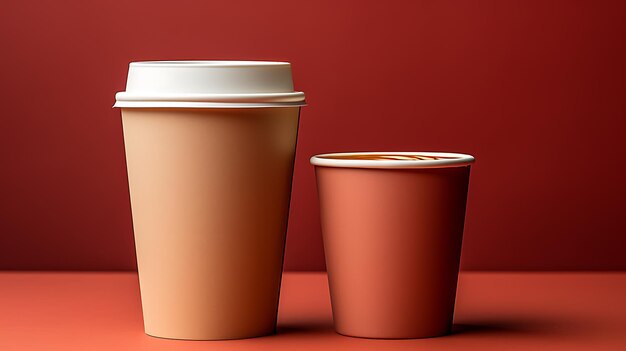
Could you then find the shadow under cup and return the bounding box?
[311,152,475,339]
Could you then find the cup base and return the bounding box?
[145,330,276,341]
[335,328,451,340]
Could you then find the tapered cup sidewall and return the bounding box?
[121,107,300,340]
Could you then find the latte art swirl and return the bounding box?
[321,154,456,161]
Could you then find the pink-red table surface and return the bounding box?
[1,271,625,350]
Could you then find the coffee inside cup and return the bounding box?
[319,154,457,161]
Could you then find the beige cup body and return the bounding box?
[121,107,299,340]
[315,166,471,338]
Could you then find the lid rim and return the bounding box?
[115,91,305,103]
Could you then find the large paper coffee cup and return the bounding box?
[311,152,474,339]
[115,61,305,340]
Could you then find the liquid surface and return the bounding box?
[320,154,457,161]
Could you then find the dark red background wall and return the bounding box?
[1,0,624,271]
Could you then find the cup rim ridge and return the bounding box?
[310,152,475,169]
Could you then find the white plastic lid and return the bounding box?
[310,152,475,169]
[114,61,306,108]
